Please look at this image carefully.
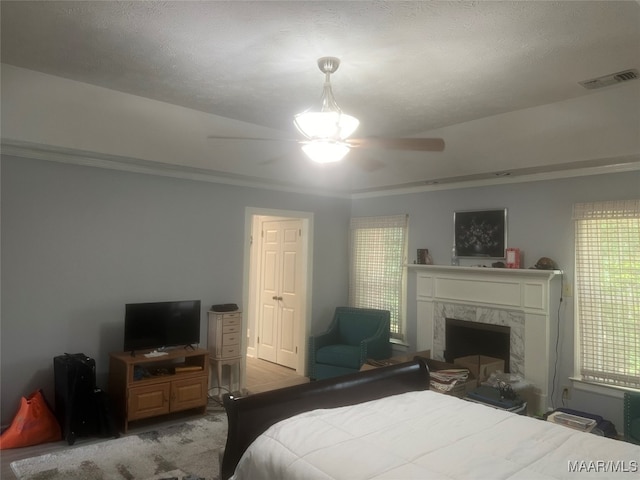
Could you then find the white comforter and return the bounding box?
[231,390,640,480]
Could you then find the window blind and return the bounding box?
[349,215,408,338]
[573,199,640,389]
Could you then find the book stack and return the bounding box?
[430,369,470,393]
[546,411,597,432]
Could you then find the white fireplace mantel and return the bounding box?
[409,264,563,413]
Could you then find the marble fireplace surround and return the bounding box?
[436,305,523,376]
[410,265,562,412]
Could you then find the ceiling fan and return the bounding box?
[207,57,444,164]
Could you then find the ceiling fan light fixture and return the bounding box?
[204,57,443,167]
[294,57,359,163]
[301,140,350,164]
[294,111,359,141]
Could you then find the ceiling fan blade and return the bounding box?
[258,151,297,166]
[347,137,445,152]
[207,135,300,143]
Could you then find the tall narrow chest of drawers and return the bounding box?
[207,310,243,397]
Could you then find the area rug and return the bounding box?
[10,413,227,480]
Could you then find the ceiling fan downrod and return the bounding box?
[318,56,340,76]
[318,57,343,114]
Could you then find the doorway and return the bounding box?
[243,208,312,379]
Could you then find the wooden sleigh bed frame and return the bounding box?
[221,359,430,480]
[222,359,640,479]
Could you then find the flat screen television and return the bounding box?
[123,300,201,353]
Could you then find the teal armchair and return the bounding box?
[308,307,392,380]
[624,392,640,445]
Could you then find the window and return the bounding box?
[573,199,640,389]
[349,215,408,339]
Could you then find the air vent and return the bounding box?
[579,68,639,90]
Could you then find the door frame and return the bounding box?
[242,207,313,380]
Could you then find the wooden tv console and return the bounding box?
[108,347,209,432]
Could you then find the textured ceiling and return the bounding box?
[1,1,639,194]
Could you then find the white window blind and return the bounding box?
[573,199,640,389]
[349,215,408,339]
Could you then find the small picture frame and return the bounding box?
[454,209,507,258]
[417,249,432,265]
[506,248,521,269]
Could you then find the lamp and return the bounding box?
[294,57,359,163]
[301,141,351,164]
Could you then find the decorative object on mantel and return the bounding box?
[454,209,507,258]
[492,261,506,268]
[506,248,522,269]
[450,245,459,266]
[532,257,558,270]
[417,249,433,265]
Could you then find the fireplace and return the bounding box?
[412,264,563,412]
[432,301,524,376]
[445,318,511,372]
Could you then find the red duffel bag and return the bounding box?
[0,390,62,449]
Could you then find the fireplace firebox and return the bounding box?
[445,318,511,373]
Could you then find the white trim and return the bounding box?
[408,264,562,280]
[351,158,640,199]
[3,140,638,199]
[570,377,640,399]
[1,140,352,199]
[243,207,313,379]
[390,338,410,349]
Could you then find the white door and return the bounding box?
[257,219,302,369]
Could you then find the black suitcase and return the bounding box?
[54,353,118,444]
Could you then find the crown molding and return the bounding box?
[0,140,352,199]
[3,140,637,200]
[350,156,640,199]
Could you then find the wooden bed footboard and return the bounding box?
[221,358,430,480]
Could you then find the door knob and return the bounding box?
[272,296,283,301]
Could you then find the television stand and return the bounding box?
[108,348,209,433]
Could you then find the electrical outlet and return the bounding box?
[562,386,571,400]
[562,281,573,298]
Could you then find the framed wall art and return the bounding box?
[454,208,507,258]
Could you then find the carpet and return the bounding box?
[10,413,227,480]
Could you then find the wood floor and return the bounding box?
[0,357,307,479]
[244,355,309,393]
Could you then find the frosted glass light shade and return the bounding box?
[294,111,359,140]
[301,140,350,163]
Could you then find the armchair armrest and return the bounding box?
[359,321,392,364]
[308,325,339,379]
[310,329,338,352]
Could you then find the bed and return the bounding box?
[221,359,640,479]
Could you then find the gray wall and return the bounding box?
[351,170,640,430]
[2,155,638,432]
[1,156,351,425]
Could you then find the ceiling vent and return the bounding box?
[579,68,639,90]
